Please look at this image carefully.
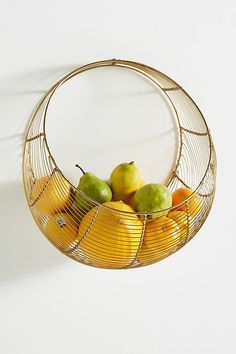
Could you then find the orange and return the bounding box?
[138,216,180,264]
[31,172,73,216]
[172,187,202,217]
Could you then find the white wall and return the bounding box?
[1,1,235,353]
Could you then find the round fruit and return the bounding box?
[45,212,79,250]
[109,161,143,202]
[134,183,172,218]
[78,201,143,268]
[138,243,168,264]
[172,188,202,217]
[31,172,72,216]
[138,216,180,264]
[168,210,192,243]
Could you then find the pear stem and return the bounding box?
[75,164,86,175]
[129,161,134,165]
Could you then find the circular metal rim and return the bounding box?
[23,58,214,216]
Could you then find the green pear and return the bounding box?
[134,183,172,219]
[75,165,112,212]
[109,161,144,202]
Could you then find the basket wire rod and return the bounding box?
[23,59,183,196]
[129,214,147,267]
[39,60,183,190]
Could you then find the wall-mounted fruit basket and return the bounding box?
[23,59,217,269]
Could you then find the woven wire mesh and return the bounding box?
[23,59,216,269]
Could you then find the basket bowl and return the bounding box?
[23,59,216,269]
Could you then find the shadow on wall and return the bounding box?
[0,65,84,284]
[0,183,66,284]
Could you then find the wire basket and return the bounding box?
[23,59,217,269]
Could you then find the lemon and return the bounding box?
[45,212,79,250]
[78,201,143,268]
[31,171,73,216]
[109,161,143,202]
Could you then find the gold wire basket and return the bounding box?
[23,59,217,269]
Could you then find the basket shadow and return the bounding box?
[0,64,90,285]
[0,183,67,284]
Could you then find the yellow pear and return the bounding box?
[109,161,143,202]
[78,201,143,268]
[45,212,79,250]
[31,172,73,216]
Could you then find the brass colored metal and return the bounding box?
[22,59,217,269]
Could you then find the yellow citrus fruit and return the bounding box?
[45,212,79,250]
[168,210,192,243]
[138,216,180,264]
[138,243,168,264]
[31,172,73,216]
[109,162,143,201]
[172,187,202,217]
[78,201,143,268]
